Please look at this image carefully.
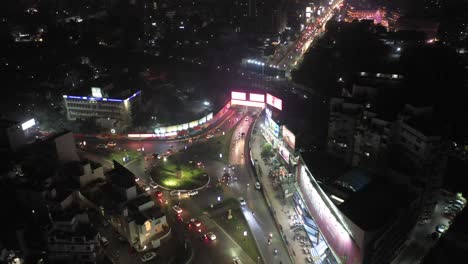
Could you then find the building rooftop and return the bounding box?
[48,223,98,240]
[405,115,442,137]
[334,168,373,192]
[109,161,136,189]
[64,77,140,101]
[338,180,413,231]
[300,151,350,183]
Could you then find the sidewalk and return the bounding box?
[249,124,313,264]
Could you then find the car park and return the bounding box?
[172,205,182,214]
[141,252,157,262]
[238,197,246,206]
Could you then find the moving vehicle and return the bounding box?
[149,182,158,189]
[155,191,163,198]
[436,224,447,233]
[141,252,157,262]
[96,144,107,149]
[189,218,202,227]
[106,142,117,148]
[255,182,261,190]
[172,205,183,214]
[233,257,242,264]
[187,190,198,197]
[207,232,216,240]
[239,197,246,206]
[142,184,150,192]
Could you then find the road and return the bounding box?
[226,108,292,264]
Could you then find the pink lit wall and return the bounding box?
[231,91,247,101]
[297,164,362,264]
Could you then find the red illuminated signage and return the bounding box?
[249,93,265,102]
[231,91,247,101]
[266,93,283,111]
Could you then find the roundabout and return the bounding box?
[150,154,210,191]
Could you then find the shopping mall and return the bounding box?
[248,91,416,264]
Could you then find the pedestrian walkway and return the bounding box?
[249,123,315,264]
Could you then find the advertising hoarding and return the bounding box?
[231,91,247,101]
[231,99,265,108]
[282,125,296,150]
[265,115,280,138]
[249,93,265,102]
[266,93,283,111]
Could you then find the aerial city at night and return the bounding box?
[1,0,468,263]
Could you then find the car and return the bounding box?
[149,182,158,189]
[233,257,242,264]
[106,142,117,147]
[207,232,216,240]
[206,134,214,139]
[199,233,208,241]
[100,237,109,247]
[135,177,140,182]
[187,190,198,197]
[172,205,182,214]
[142,184,150,191]
[255,182,261,190]
[96,144,107,149]
[244,117,249,122]
[141,252,157,262]
[155,191,163,198]
[151,153,159,159]
[436,224,447,233]
[189,218,202,227]
[238,197,246,206]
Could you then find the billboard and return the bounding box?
[21,118,36,130]
[231,91,247,101]
[265,115,280,138]
[266,93,283,110]
[282,125,296,150]
[231,99,265,108]
[249,93,265,102]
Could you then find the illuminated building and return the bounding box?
[63,87,141,130]
[294,151,418,263]
[346,8,388,27]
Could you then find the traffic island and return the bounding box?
[151,155,209,190]
[208,198,263,263]
[108,150,142,164]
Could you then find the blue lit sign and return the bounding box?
[63,90,141,103]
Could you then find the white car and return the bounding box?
[233,257,242,264]
[207,232,216,241]
[239,197,246,206]
[149,182,158,189]
[255,182,261,190]
[187,190,198,197]
[142,184,150,191]
[172,205,183,214]
[141,252,157,262]
[106,142,117,147]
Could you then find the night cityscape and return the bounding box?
[1,0,468,263]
